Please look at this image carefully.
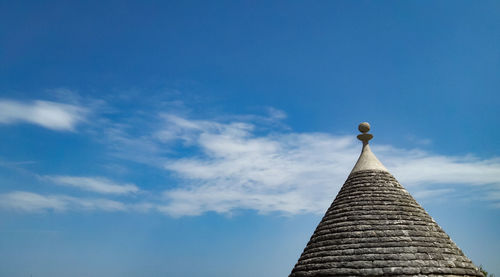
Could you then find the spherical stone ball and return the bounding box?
[358,122,371,133]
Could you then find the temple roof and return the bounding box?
[289,123,482,277]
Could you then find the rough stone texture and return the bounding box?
[289,170,482,277]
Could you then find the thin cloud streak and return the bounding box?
[46,176,139,195]
[0,191,126,212]
[0,99,87,131]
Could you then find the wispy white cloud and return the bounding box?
[0,99,87,131]
[152,114,500,216]
[384,153,500,187]
[0,191,126,212]
[3,104,499,217]
[46,176,139,195]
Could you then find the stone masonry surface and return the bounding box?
[289,170,482,277]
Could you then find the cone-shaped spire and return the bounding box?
[289,123,482,277]
[351,122,388,173]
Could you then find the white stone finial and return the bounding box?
[351,122,388,173]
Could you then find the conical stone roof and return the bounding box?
[289,123,482,277]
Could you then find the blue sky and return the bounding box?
[1,1,499,276]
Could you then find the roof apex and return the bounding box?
[350,122,388,173]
